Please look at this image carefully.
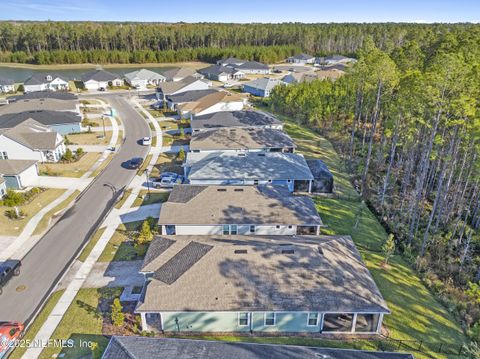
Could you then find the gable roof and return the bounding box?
[289,53,315,61]
[8,91,77,101]
[124,69,166,82]
[137,234,388,314]
[0,119,60,150]
[81,69,119,82]
[0,77,14,86]
[0,159,37,176]
[177,91,244,115]
[24,74,66,86]
[103,337,412,359]
[190,127,295,151]
[217,57,246,65]
[235,61,269,71]
[156,76,200,95]
[243,77,282,92]
[187,152,313,182]
[191,110,282,131]
[198,64,238,76]
[0,98,78,116]
[158,184,321,226]
[162,67,197,80]
[166,89,218,104]
[0,111,81,129]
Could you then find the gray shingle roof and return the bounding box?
[0,111,81,129]
[289,53,315,61]
[24,73,66,86]
[103,337,413,359]
[191,110,282,131]
[124,69,166,82]
[217,57,246,65]
[156,76,200,95]
[137,235,389,313]
[190,127,295,151]
[187,152,313,182]
[162,67,197,80]
[0,159,37,175]
[243,77,282,92]
[81,69,119,82]
[0,77,14,86]
[0,119,60,150]
[235,61,269,71]
[166,89,218,104]
[7,91,77,101]
[0,98,78,115]
[199,64,237,76]
[158,185,322,226]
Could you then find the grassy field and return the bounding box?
[0,189,66,236]
[68,131,112,145]
[132,189,169,207]
[10,290,65,359]
[77,227,107,262]
[39,152,101,178]
[98,221,145,262]
[281,119,467,358]
[32,190,80,235]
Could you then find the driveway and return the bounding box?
[83,260,144,289]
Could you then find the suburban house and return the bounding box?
[0,119,65,162]
[243,78,283,97]
[165,89,218,110]
[216,57,246,66]
[286,53,316,65]
[156,77,210,102]
[307,159,334,193]
[162,68,203,82]
[0,159,38,190]
[189,127,296,153]
[177,91,245,119]
[157,184,322,236]
[1,93,80,117]
[234,61,270,74]
[23,74,69,93]
[103,337,414,359]
[0,110,82,135]
[0,77,15,93]
[316,55,356,66]
[198,65,245,82]
[184,152,314,192]
[81,69,124,90]
[282,68,345,84]
[124,69,166,88]
[191,110,283,132]
[135,234,389,333]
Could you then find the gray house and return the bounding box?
[286,53,316,65]
[165,89,218,110]
[124,69,166,88]
[0,159,38,189]
[81,69,124,90]
[158,184,322,236]
[198,65,245,82]
[0,111,82,135]
[235,61,270,74]
[189,127,296,153]
[103,337,414,359]
[0,77,15,93]
[243,78,283,97]
[135,234,389,334]
[191,110,283,132]
[185,152,314,192]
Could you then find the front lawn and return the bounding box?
[39,152,101,178]
[150,153,182,178]
[283,119,467,358]
[33,190,80,235]
[67,131,112,145]
[132,190,169,207]
[98,221,146,262]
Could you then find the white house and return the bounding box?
[191,110,284,132]
[124,69,166,88]
[0,159,39,190]
[162,68,203,82]
[81,69,124,91]
[286,53,316,65]
[0,119,65,162]
[177,91,245,119]
[0,77,15,93]
[23,74,69,93]
[316,55,356,66]
[157,185,322,236]
[156,77,210,102]
[0,177,6,197]
[198,65,245,82]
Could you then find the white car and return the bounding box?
[142,137,151,146]
[223,82,234,88]
[152,173,184,188]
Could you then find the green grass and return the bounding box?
[10,290,65,359]
[78,227,107,262]
[132,190,169,207]
[137,153,152,175]
[282,118,467,359]
[38,288,121,359]
[98,221,146,262]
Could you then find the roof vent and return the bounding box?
[257,153,266,157]
[318,247,324,255]
[281,249,295,254]
[234,249,247,254]
[217,188,227,192]
[234,188,244,192]
[238,153,246,157]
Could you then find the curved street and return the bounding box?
[0,95,150,323]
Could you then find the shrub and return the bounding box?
[5,208,26,219]
[110,298,125,327]
[137,220,153,245]
[2,189,24,207]
[76,147,84,157]
[62,148,74,162]
[382,233,395,264]
[177,148,186,162]
[63,135,71,145]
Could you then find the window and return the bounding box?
[253,180,259,185]
[164,225,176,235]
[0,151,8,159]
[223,225,230,235]
[230,224,238,235]
[322,313,354,332]
[276,225,280,229]
[307,313,319,326]
[355,314,380,333]
[249,225,256,233]
[238,312,249,326]
[288,225,293,229]
[264,312,276,326]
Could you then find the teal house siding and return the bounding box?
[50,123,82,135]
[251,312,320,333]
[161,312,251,333]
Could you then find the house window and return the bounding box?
[223,225,230,235]
[253,180,259,185]
[355,314,380,333]
[288,225,293,229]
[0,151,8,159]
[249,225,256,233]
[238,312,249,326]
[230,225,238,235]
[276,225,280,229]
[164,225,176,235]
[264,312,276,326]
[322,313,354,332]
[307,313,319,326]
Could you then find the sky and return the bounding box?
[0,0,478,23]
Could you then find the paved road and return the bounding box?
[0,95,150,323]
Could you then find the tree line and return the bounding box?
[0,21,479,64]
[269,33,480,341]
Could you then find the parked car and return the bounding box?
[142,137,151,146]
[0,321,24,355]
[152,173,184,188]
[0,260,21,295]
[98,87,106,92]
[128,157,144,169]
[223,82,234,88]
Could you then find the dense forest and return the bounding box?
[0,21,479,64]
[269,31,480,342]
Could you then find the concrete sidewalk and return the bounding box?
[33,176,93,190]
[161,144,189,153]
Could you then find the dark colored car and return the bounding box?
[0,260,21,295]
[128,157,144,169]
[98,87,106,92]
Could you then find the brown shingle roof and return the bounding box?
[177,91,244,115]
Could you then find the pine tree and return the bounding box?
[382,234,395,264]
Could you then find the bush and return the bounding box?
[5,208,26,219]
[111,298,125,327]
[136,220,153,245]
[2,189,24,207]
[76,147,84,157]
[62,148,74,162]
[177,148,186,162]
